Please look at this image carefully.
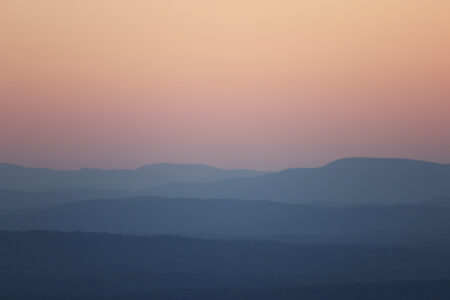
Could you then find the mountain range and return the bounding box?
[145,158,450,204]
[2,196,450,247]
[0,189,132,210]
[2,157,450,299]
[0,162,265,191]
[1,158,449,209]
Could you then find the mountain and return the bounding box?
[0,163,265,191]
[2,197,450,246]
[145,158,450,204]
[1,230,450,300]
[3,158,448,205]
[0,189,133,210]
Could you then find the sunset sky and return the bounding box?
[1,0,449,170]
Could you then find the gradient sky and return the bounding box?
[1,0,449,170]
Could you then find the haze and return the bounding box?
[1,0,449,170]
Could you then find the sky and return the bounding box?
[0,0,449,170]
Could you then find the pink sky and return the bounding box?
[1,0,449,170]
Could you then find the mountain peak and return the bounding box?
[324,157,444,169]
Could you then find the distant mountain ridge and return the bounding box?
[2,197,450,242]
[2,157,450,205]
[146,158,450,204]
[0,189,133,210]
[0,163,266,191]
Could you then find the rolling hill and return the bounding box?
[1,230,450,298]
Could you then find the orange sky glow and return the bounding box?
[1,0,449,170]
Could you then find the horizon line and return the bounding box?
[0,156,448,172]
